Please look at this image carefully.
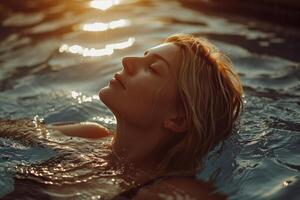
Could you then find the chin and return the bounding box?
[99,87,119,115]
[99,86,109,105]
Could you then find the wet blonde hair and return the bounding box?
[157,33,243,174]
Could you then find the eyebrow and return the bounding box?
[144,50,170,70]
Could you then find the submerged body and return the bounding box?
[0,119,225,200]
[1,33,242,199]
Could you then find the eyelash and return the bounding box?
[149,65,157,74]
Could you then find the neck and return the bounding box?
[111,118,169,174]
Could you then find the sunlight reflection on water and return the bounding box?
[89,0,121,11]
[59,37,135,57]
[71,90,99,104]
[81,19,131,32]
[0,0,299,199]
[92,116,116,125]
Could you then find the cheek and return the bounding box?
[127,83,159,113]
[99,76,177,126]
[98,81,159,121]
[155,86,178,111]
[127,75,159,100]
[128,76,177,107]
[123,83,167,123]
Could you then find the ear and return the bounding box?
[164,112,187,133]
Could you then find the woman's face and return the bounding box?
[99,43,182,129]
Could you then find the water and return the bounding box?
[0,0,299,199]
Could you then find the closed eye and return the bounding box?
[149,65,158,74]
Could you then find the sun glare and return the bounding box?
[82,19,130,32]
[71,90,98,104]
[59,37,135,57]
[89,0,121,11]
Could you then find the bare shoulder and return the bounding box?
[47,122,112,139]
[134,176,227,200]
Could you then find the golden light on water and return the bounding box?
[82,19,130,32]
[90,0,121,11]
[283,181,289,187]
[106,37,135,49]
[59,37,135,57]
[92,116,116,124]
[71,91,99,104]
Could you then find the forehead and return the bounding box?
[146,43,181,70]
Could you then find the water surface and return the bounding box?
[0,0,299,199]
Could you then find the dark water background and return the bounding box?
[0,0,299,199]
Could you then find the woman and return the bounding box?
[50,33,243,199]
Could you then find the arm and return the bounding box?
[47,122,112,139]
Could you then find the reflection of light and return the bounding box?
[83,22,108,32]
[71,91,81,99]
[92,116,116,124]
[71,91,99,104]
[59,37,135,57]
[82,19,130,32]
[59,44,114,57]
[106,37,135,49]
[90,0,120,11]
[109,19,130,29]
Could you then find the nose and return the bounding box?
[122,56,139,75]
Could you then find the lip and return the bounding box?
[113,73,126,89]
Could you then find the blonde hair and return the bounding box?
[157,33,243,174]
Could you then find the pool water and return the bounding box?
[0,0,299,199]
